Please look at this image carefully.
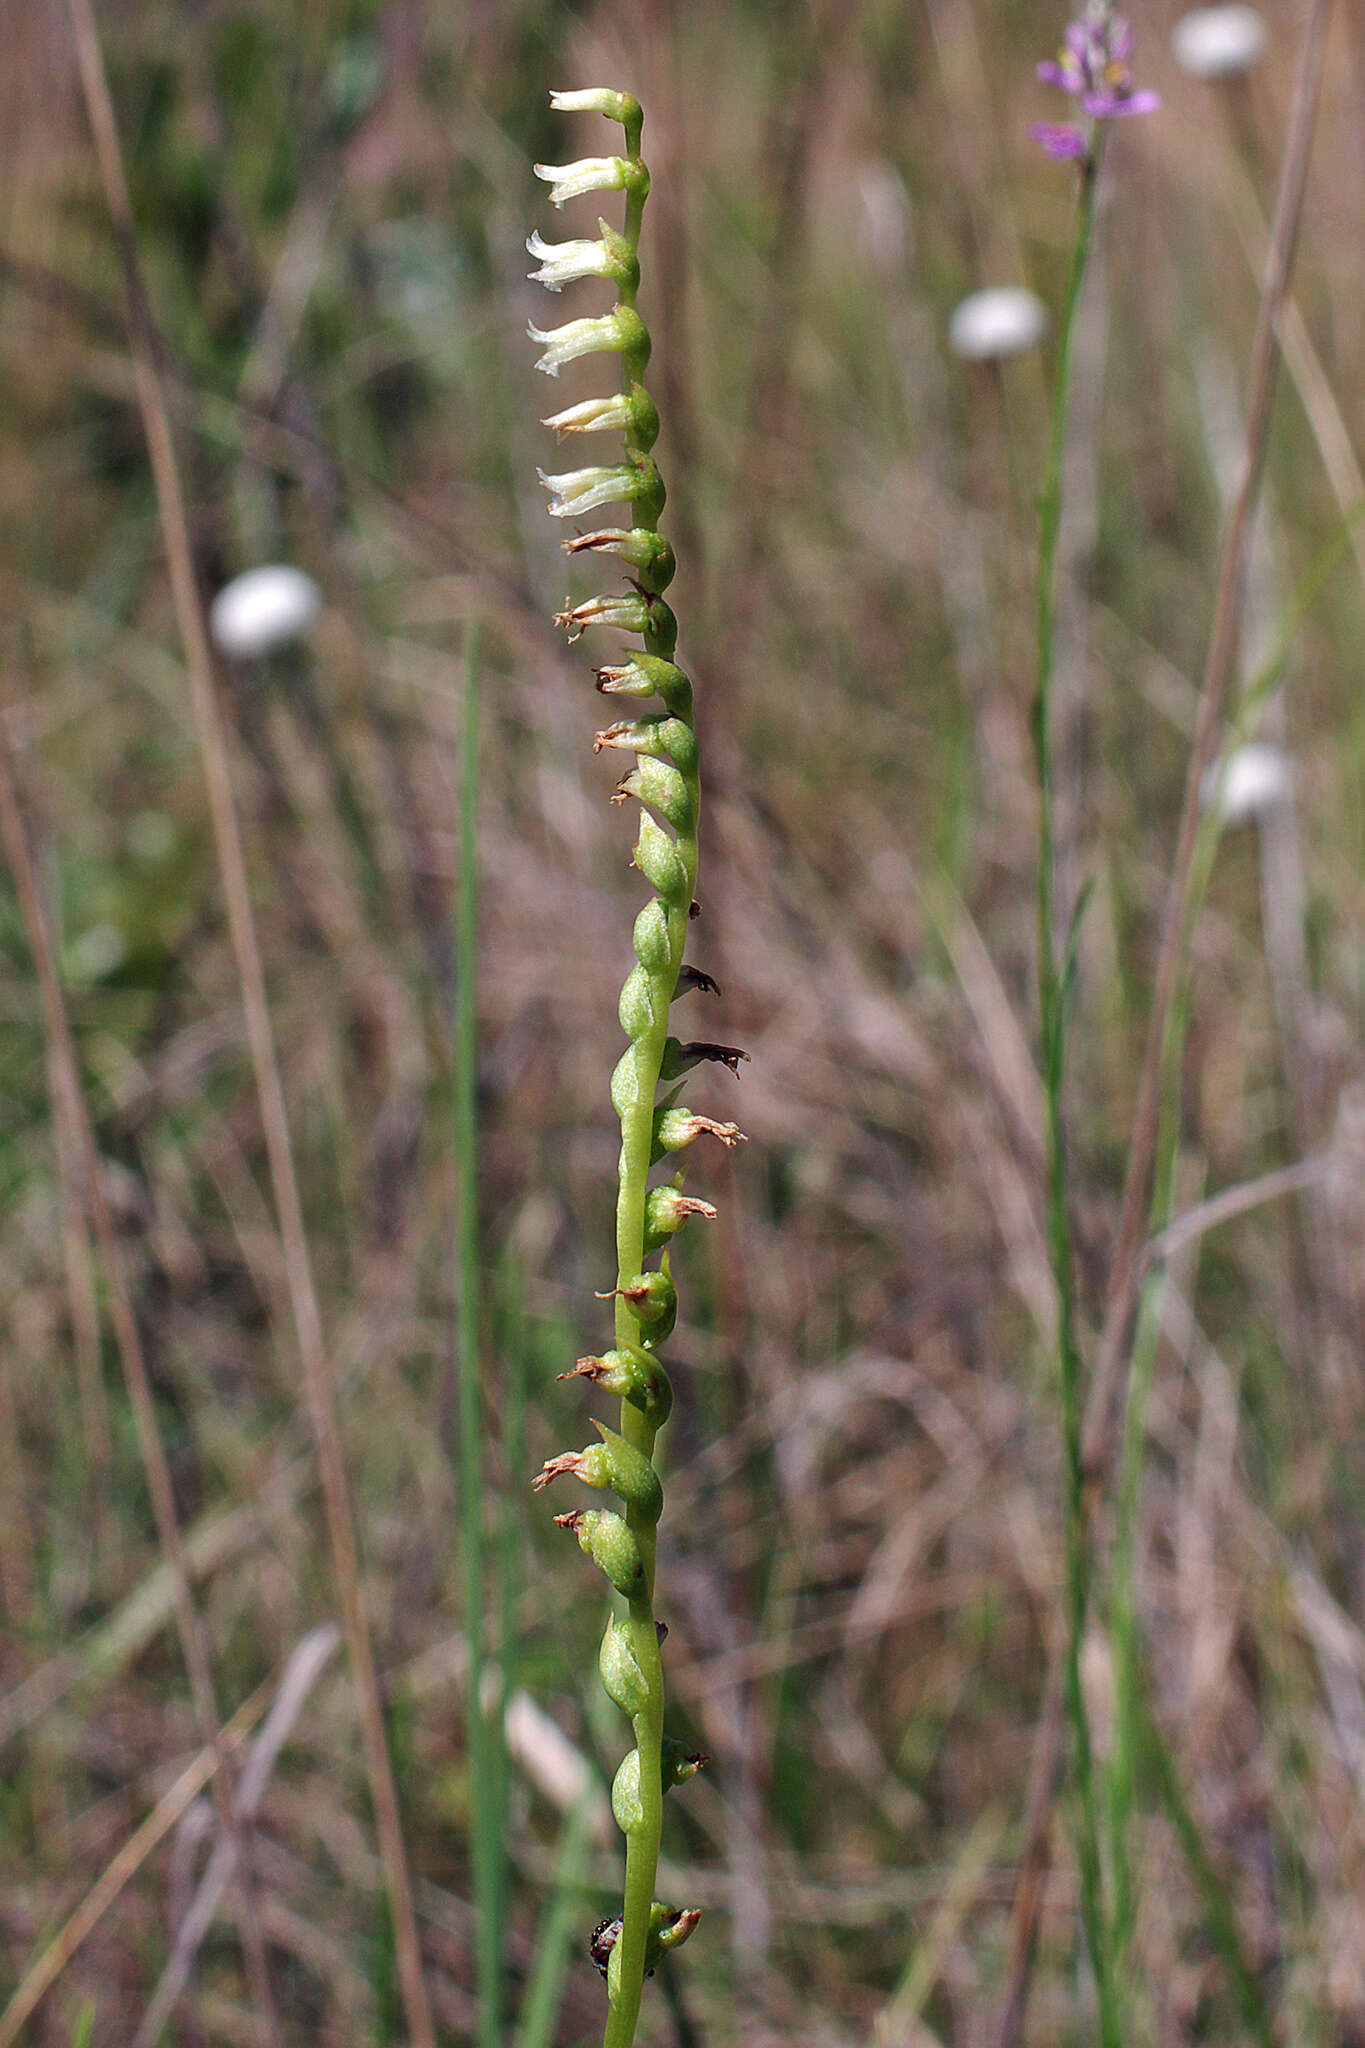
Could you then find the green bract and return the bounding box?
[528,86,739,2048]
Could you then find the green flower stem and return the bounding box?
[1032,144,1118,2044]
[607,99,686,2048]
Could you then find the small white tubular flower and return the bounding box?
[549,87,638,123]
[537,465,640,518]
[1201,742,1294,824]
[533,157,632,208]
[1171,6,1267,77]
[527,230,615,291]
[948,287,1049,362]
[555,591,651,641]
[528,312,630,378]
[542,393,637,438]
[209,565,322,659]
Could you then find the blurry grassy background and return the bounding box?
[4,1,1365,2042]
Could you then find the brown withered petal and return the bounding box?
[675,964,720,996]
[677,1040,750,1076]
[533,1451,584,1492]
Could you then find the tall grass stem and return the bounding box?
[64,3,437,2036]
[454,619,507,2043]
[1030,145,1118,2044]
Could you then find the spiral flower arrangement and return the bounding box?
[528,88,745,2045]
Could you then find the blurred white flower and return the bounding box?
[1171,7,1268,78]
[67,921,127,983]
[1201,742,1294,824]
[948,287,1048,362]
[209,566,322,660]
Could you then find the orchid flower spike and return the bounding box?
[527,87,741,2048]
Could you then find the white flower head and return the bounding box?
[1201,742,1295,824]
[948,287,1049,362]
[209,565,322,659]
[542,393,637,438]
[526,230,616,292]
[528,311,633,378]
[549,87,639,124]
[537,464,640,518]
[533,156,633,208]
[1171,7,1268,78]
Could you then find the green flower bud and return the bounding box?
[633,814,690,906]
[562,1346,673,1428]
[599,1618,649,1716]
[652,1106,745,1159]
[643,1183,716,1252]
[554,1508,646,1598]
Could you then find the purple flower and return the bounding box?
[1033,2,1159,159]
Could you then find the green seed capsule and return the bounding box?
[599,1617,649,1716]
[594,654,693,716]
[652,1106,745,1159]
[620,759,694,834]
[633,898,671,972]
[617,1264,676,1343]
[555,1507,646,1598]
[534,1425,661,1522]
[610,1045,643,1119]
[611,1747,647,1834]
[585,1422,664,1521]
[567,525,674,583]
[634,814,689,905]
[564,1347,673,1428]
[618,964,658,1039]
[600,716,699,776]
[606,1903,702,2002]
[642,1185,717,1252]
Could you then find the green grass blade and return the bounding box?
[454,617,505,2044]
